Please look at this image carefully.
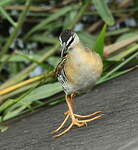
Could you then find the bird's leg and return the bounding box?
[64,93,102,119]
[52,93,76,134]
[53,94,103,137]
[53,94,81,137]
[65,94,103,127]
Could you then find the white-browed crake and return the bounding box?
[53,30,103,137]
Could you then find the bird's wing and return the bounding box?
[55,57,67,77]
[84,47,92,53]
[84,47,97,54]
[85,47,100,56]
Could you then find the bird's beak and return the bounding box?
[61,42,67,57]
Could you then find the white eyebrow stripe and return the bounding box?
[66,36,73,46]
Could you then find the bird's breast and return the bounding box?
[64,48,103,93]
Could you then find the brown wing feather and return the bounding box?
[55,57,66,77]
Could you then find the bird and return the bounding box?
[53,29,103,137]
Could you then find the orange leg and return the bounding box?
[53,93,103,138]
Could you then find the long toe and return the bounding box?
[78,114,103,124]
[53,119,85,138]
[53,123,73,138]
[53,115,103,138]
[74,111,102,119]
[52,114,70,133]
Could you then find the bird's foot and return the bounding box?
[52,111,103,138]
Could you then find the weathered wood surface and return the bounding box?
[0,70,138,150]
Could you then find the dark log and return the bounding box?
[0,70,138,150]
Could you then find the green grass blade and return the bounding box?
[0,0,32,57]
[99,51,138,82]
[2,105,27,121]
[92,0,115,25]
[0,0,15,7]
[24,5,75,39]
[20,82,63,104]
[97,66,137,84]
[116,31,138,41]
[3,82,63,114]
[78,32,96,49]
[0,7,16,27]
[94,24,107,58]
[107,44,138,61]
[0,99,15,113]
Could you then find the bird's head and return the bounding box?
[59,29,79,57]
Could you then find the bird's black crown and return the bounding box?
[60,29,74,44]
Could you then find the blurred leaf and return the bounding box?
[14,51,52,70]
[39,21,63,31]
[1,53,60,68]
[92,0,115,25]
[29,34,58,44]
[97,66,138,85]
[3,105,26,121]
[20,82,63,104]
[107,44,138,61]
[25,5,75,38]
[3,82,63,114]
[48,97,64,106]
[116,31,138,41]
[0,0,15,7]
[78,32,96,49]
[48,56,60,67]
[0,54,40,62]
[0,0,32,57]
[99,51,138,82]
[0,99,15,113]
[104,35,138,58]
[94,24,107,58]
[63,10,78,28]
[107,28,130,37]
[0,7,16,27]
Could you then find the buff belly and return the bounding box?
[63,64,100,94]
[58,44,103,95]
[63,58,102,94]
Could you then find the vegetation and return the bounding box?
[0,0,137,131]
